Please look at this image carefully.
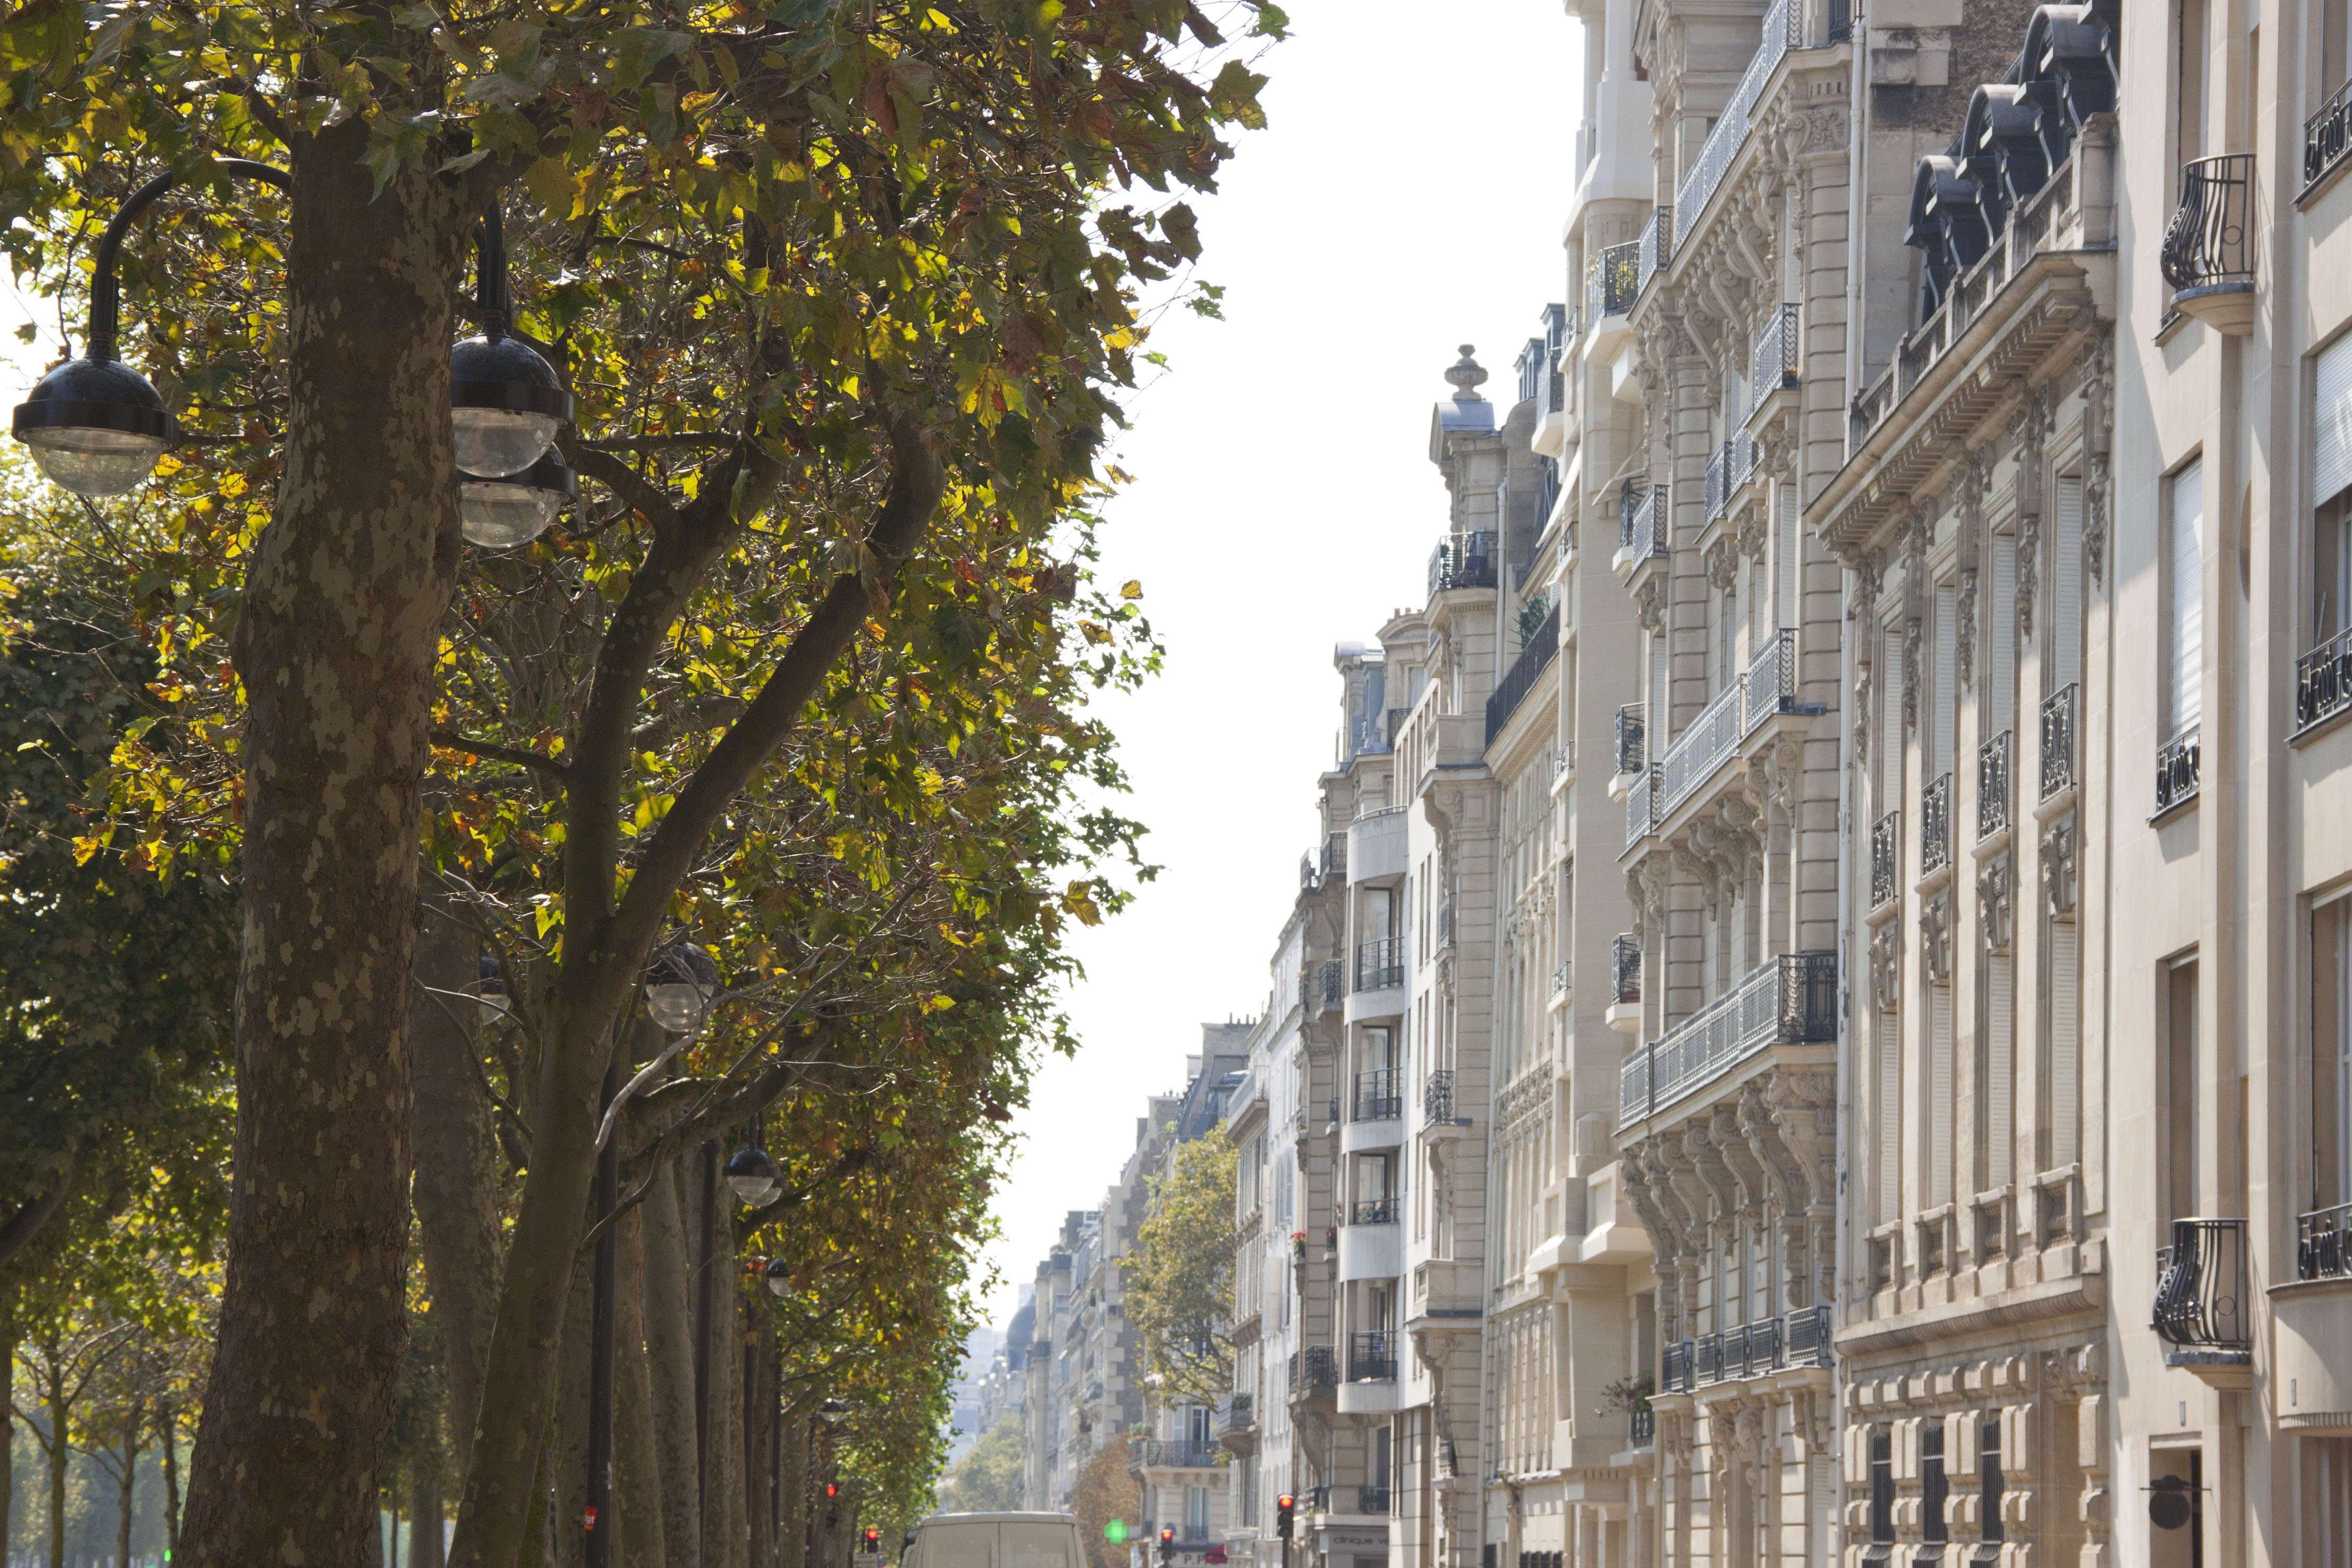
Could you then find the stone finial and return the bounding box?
[1444,345,1488,398]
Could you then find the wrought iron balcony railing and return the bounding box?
[2297,626,2352,732]
[1660,1339,1693,1393]
[1317,960,1343,1010]
[2161,154,2255,298]
[1422,1068,1455,1123]
[1588,239,1640,320]
[1636,206,1672,295]
[1427,530,1497,596]
[1551,959,1572,998]
[1347,1330,1398,1382]
[1612,934,1641,1006]
[1921,771,1953,875]
[1615,703,1647,775]
[1674,0,1798,243]
[2152,1217,2250,1353]
[1352,1066,1402,1122]
[1350,1196,1400,1226]
[1870,810,1900,909]
[1748,302,1799,419]
[1352,1486,1392,1516]
[2156,726,2201,816]
[1318,832,1346,882]
[1743,627,1802,734]
[1978,730,2013,841]
[1704,441,1731,521]
[1626,481,1669,561]
[1289,1346,1337,1393]
[1659,679,1745,820]
[1656,1305,1830,1393]
[1629,1402,1655,1444]
[1217,1392,1255,1432]
[1486,603,1561,744]
[1435,895,1454,951]
[2310,78,2352,188]
[1353,938,1404,993]
[1137,1439,1223,1469]
[1624,761,1662,852]
[2041,682,2080,798]
[1618,951,1836,1123]
[2298,1200,2352,1281]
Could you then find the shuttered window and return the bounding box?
[2054,478,2084,685]
[1991,535,2018,732]
[1930,981,1954,1208]
[1651,632,1670,748]
[2048,922,2080,1167]
[1778,482,1801,631]
[2317,333,2352,506]
[2169,458,2206,739]
[1881,624,1905,810]
[1985,956,2014,1187]
[1934,582,1959,776]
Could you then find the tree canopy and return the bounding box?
[1122,1124,1234,1405]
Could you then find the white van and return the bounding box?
[905,1512,1086,1568]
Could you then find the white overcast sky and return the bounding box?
[985,0,1580,1325]
[0,0,1585,1336]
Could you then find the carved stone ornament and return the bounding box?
[2085,446,2110,587]
[2081,331,2115,587]
[1957,566,1980,690]
[1921,891,1954,985]
[2041,816,2078,917]
[1854,664,1873,772]
[1870,920,1903,1011]
[1980,853,2014,955]
[1903,612,1922,734]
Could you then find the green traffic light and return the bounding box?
[1105,1521,1129,1545]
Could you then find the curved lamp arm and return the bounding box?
[86,158,292,362]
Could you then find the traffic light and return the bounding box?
[1158,1526,1176,1564]
[826,1484,840,1500]
[864,1529,883,1554]
[1275,1495,1295,1542]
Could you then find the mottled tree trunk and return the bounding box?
[701,1210,747,1568]
[412,1465,447,1568]
[411,895,505,1487]
[161,1400,182,1562]
[115,1411,142,1568]
[615,1201,668,1568]
[645,1159,703,1568]
[775,1414,808,1568]
[744,1323,772,1568]
[0,1289,12,1563]
[45,1359,67,1568]
[555,1246,594,1567]
[178,120,472,1568]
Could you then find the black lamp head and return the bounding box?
[11,356,179,496]
[450,333,573,478]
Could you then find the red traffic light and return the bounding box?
[826,1483,840,1499]
[1159,1528,1175,1544]
[1277,1495,1294,1511]
[866,1531,883,1550]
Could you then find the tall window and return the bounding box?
[1921,1422,1949,1545]
[2167,457,2206,746]
[2175,0,2207,172]
[2314,334,2352,645]
[2313,898,2352,1216]
[1981,1415,2006,1544]
[2165,956,2203,1223]
[1868,1428,1895,1545]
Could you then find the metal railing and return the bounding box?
[1636,206,1672,294]
[1352,1067,1402,1121]
[1626,482,1669,561]
[1748,303,1799,419]
[2310,78,2352,188]
[1618,952,1837,1123]
[1588,240,1640,320]
[1289,1346,1337,1393]
[1319,832,1346,882]
[1612,934,1641,1005]
[1353,1486,1392,1516]
[1486,603,1561,744]
[1978,730,2013,841]
[1629,1402,1655,1445]
[1427,530,1498,596]
[2041,683,2080,798]
[1353,938,1403,993]
[1551,960,1572,997]
[1217,1392,1255,1432]
[1435,895,1454,951]
[2161,154,2256,296]
[1661,1340,1693,1393]
[1318,960,1344,1010]
[1350,1196,1400,1226]
[1785,1303,1832,1365]
[1870,810,1900,908]
[1921,772,1952,875]
[1615,704,1647,775]
[2297,627,2352,732]
[1657,1306,1831,1393]
[1743,628,1799,734]
[1422,1069,1455,1123]
[1674,0,1798,242]
[2297,1200,2352,1281]
[1347,1331,1398,1382]
[1137,1439,1223,1468]
[2152,1217,2249,1351]
[1659,679,1745,820]
[2156,726,2201,815]
[1624,763,1660,853]
[1704,441,1731,521]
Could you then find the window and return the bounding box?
[2314,336,2352,642]
[2314,898,2352,1219]
[2166,956,2202,1223]
[1980,1416,2005,1545]
[1185,1486,1209,1538]
[1868,1427,1895,1545]
[2167,458,2206,745]
[1922,1422,1950,1544]
[2176,0,2208,172]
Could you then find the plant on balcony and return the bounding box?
[1517,595,1552,650]
[1594,1372,1654,1419]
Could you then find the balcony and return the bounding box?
[1427,530,1497,597]
[1353,938,1403,994]
[1346,1330,1398,1382]
[2297,1200,2352,1281]
[1629,1402,1655,1447]
[1656,1305,1832,1392]
[2296,626,2352,734]
[2309,77,2352,189]
[1658,679,1745,822]
[2162,154,2255,333]
[1618,952,1836,1125]
[2155,726,2201,817]
[1747,302,1799,422]
[1217,1392,1256,1454]
[1318,832,1346,883]
[1486,603,1561,744]
[1624,762,1659,853]
[1742,628,1809,735]
[1704,441,1730,522]
[1587,240,1639,321]
[1351,1486,1391,1516]
[1620,480,1668,564]
[1674,0,1799,245]
[1614,704,1647,776]
[1289,1345,1338,1397]
[1551,959,1572,1001]
[1352,1067,1402,1122]
[1920,772,1952,876]
[1612,934,1641,1005]
[1435,895,1454,952]
[1636,206,1672,296]
[2041,683,2080,799]
[1134,1438,1223,1469]
[1978,730,2013,842]
[2152,1217,2251,1369]
[1422,1068,1455,1123]
[1350,1196,1400,1226]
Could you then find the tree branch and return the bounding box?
[0,1158,75,1274]
[430,730,571,781]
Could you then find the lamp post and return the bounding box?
[11,165,572,520]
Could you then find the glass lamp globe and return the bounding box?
[475,952,512,1026]
[763,1257,792,1298]
[450,333,573,478]
[726,1146,783,1207]
[11,357,179,497]
[459,453,576,548]
[644,940,719,1034]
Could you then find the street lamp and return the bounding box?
[818,1397,849,1428]
[726,1143,784,1207]
[474,951,513,1027]
[763,1257,792,1298]
[450,203,572,478]
[460,450,578,548]
[645,939,720,1034]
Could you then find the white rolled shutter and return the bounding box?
[2054,478,2084,685]
[2170,459,2206,737]
[1992,535,2018,732]
[2318,333,2352,505]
